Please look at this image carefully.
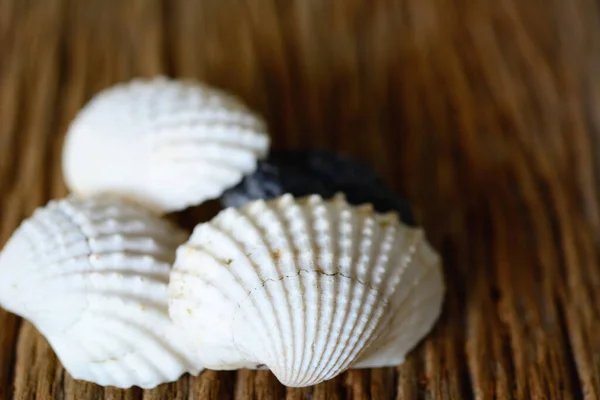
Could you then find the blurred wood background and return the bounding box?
[1,0,600,398]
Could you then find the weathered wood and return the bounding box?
[1,0,600,398]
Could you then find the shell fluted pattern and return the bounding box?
[0,195,203,389]
[169,193,444,387]
[62,76,270,213]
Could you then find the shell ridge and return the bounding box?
[357,253,443,365]
[326,290,386,381]
[168,194,444,387]
[383,253,442,332]
[80,292,169,314]
[27,207,74,236]
[70,311,193,381]
[237,200,291,278]
[90,225,187,249]
[316,209,388,384]
[35,252,173,279]
[246,268,385,292]
[55,196,184,250]
[283,197,317,383]
[209,209,285,294]
[232,202,295,377]
[86,245,174,266]
[68,322,147,368]
[0,195,200,388]
[48,318,134,385]
[28,239,175,268]
[49,333,128,386]
[200,214,284,368]
[81,206,157,223]
[173,248,254,327]
[63,77,270,213]
[301,196,343,385]
[23,209,89,259]
[333,206,380,373]
[88,217,181,238]
[150,129,268,151]
[143,115,264,133]
[22,270,169,295]
[352,230,433,364]
[355,290,442,368]
[307,200,360,384]
[363,279,442,357]
[282,271,388,377]
[75,320,169,386]
[48,330,105,368]
[353,227,424,351]
[271,196,304,383]
[243,270,389,385]
[383,237,439,314]
[379,230,425,300]
[178,244,253,292]
[87,253,174,272]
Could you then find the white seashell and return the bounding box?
[0,195,204,389]
[62,76,270,214]
[169,193,444,387]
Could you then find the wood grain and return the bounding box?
[1,0,600,398]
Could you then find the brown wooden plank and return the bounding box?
[1,0,600,399]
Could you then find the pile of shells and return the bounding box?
[0,77,444,389]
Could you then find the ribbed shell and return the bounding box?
[169,193,444,387]
[62,76,270,213]
[0,195,203,389]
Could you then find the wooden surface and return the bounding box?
[1,0,600,398]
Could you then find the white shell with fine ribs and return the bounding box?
[0,195,203,389]
[169,193,444,387]
[63,76,270,214]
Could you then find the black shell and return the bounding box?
[221,149,415,225]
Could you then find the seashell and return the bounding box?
[221,148,415,225]
[0,195,204,389]
[169,193,444,387]
[62,76,270,214]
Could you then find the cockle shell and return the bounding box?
[169,193,444,387]
[62,76,270,214]
[0,195,203,389]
